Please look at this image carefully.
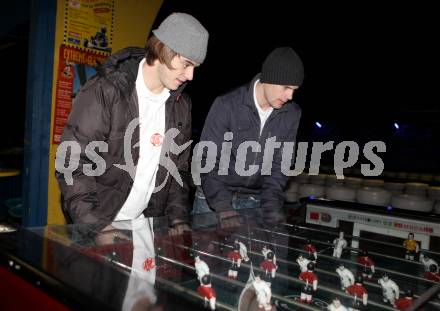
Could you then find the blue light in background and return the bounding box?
[315,122,322,128]
[387,205,393,211]
[393,123,400,130]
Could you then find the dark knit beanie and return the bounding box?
[260,47,304,86]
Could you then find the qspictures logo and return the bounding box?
[56,119,386,192]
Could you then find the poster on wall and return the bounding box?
[52,44,108,144]
[64,0,114,54]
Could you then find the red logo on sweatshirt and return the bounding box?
[150,133,163,146]
[143,257,155,271]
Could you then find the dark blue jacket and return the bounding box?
[200,75,301,215]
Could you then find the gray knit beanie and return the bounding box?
[260,47,304,86]
[153,13,209,64]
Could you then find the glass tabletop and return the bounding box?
[1,203,439,311]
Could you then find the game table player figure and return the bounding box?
[357,249,375,279]
[195,255,210,283]
[253,274,274,311]
[420,252,438,272]
[262,245,277,265]
[227,242,242,279]
[296,254,311,274]
[260,250,278,281]
[378,273,400,306]
[403,232,419,261]
[423,263,440,282]
[395,289,415,311]
[336,262,355,291]
[328,297,348,311]
[197,274,216,310]
[298,262,318,304]
[346,275,368,308]
[304,239,318,261]
[235,239,250,262]
[347,296,366,311]
[333,231,347,258]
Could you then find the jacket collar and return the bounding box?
[245,73,292,115]
[98,47,186,103]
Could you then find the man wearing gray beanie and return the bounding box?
[194,47,303,229]
[56,13,208,237]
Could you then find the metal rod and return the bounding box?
[220,238,440,308]
[256,225,425,265]
[405,283,440,311]
[282,223,440,257]
[157,253,320,310]
[156,274,236,311]
[251,227,434,280]
[161,239,395,310]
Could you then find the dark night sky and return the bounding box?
[152,1,439,172]
[153,1,438,123]
[0,1,438,172]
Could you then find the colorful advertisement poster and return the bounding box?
[64,0,114,54]
[52,44,108,144]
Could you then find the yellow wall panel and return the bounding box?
[47,0,163,224]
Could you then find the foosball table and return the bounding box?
[1,199,439,310]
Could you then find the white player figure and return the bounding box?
[328,297,348,311]
[195,255,210,283]
[297,254,311,273]
[333,231,347,258]
[420,252,438,272]
[336,263,355,290]
[378,274,400,306]
[197,274,216,310]
[253,274,273,311]
[236,239,250,262]
[262,245,277,265]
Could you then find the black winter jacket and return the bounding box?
[200,75,301,215]
[56,47,192,225]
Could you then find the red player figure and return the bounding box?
[298,262,318,304]
[357,249,375,279]
[395,289,414,311]
[304,239,318,261]
[346,275,368,307]
[262,245,277,265]
[227,242,242,279]
[260,250,278,280]
[197,274,216,310]
[349,296,366,311]
[423,264,440,282]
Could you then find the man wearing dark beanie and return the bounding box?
[194,47,303,228]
